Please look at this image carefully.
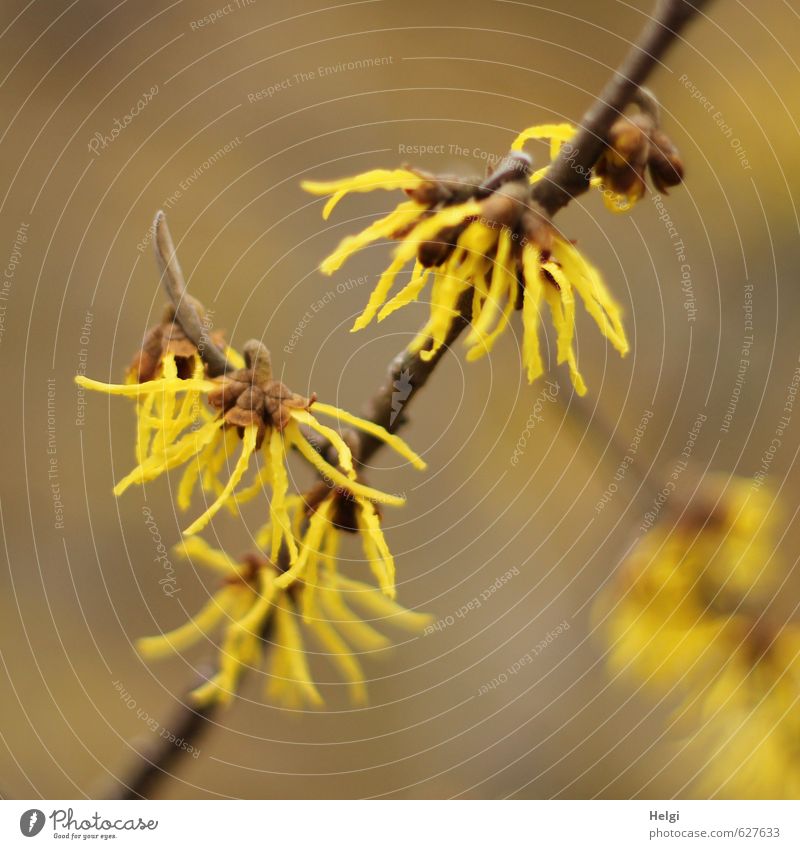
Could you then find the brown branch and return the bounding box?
[122,0,708,797]
[357,289,472,465]
[115,672,217,800]
[114,556,288,801]
[532,0,711,215]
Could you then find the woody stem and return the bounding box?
[356,289,472,465]
[115,675,216,800]
[352,0,708,462]
[531,0,711,215]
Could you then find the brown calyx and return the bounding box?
[403,166,480,208]
[415,154,553,271]
[741,617,779,667]
[226,552,269,588]
[207,339,314,447]
[647,127,684,191]
[596,113,684,197]
[302,473,379,535]
[227,552,300,605]
[128,299,226,382]
[393,152,562,310]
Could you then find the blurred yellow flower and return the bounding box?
[690,620,800,799]
[596,476,800,798]
[138,536,432,707]
[303,127,629,395]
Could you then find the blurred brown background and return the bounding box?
[1,0,799,799]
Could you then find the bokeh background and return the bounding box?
[1,0,799,799]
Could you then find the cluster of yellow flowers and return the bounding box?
[78,111,681,709]
[77,310,431,707]
[596,478,800,798]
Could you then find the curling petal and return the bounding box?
[311,402,426,470]
[182,425,258,535]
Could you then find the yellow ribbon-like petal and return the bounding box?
[302,168,424,219]
[182,425,258,535]
[311,401,426,470]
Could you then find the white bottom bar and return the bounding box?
[1,799,798,847]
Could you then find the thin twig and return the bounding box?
[116,673,217,800]
[357,289,472,465]
[114,550,289,800]
[532,0,711,215]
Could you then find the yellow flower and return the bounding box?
[122,305,245,468]
[599,477,781,686]
[596,477,800,797]
[689,621,800,799]
[138,536,432,707]
[75,340,425,562]
[303,128,628,395]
